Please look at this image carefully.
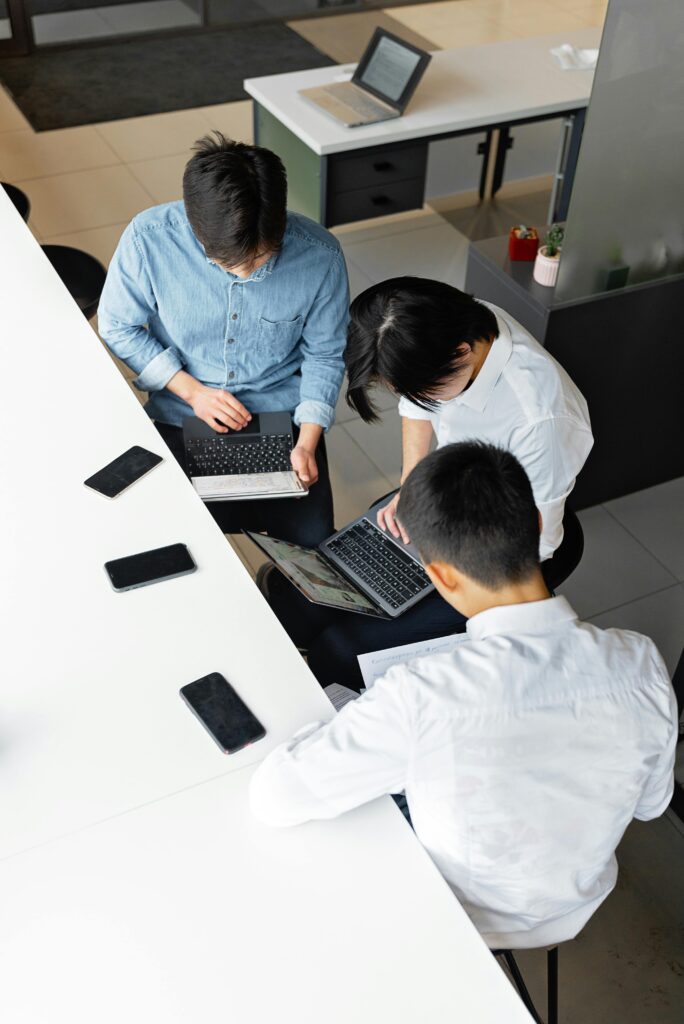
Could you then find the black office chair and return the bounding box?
[2,182,31,222]
[494,947,558,1024]
[41,244,107,321]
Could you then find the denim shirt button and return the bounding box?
[227,337,236,344]
[231,313,238,320]
[228,371,235,379]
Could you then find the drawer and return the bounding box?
[326,177,425,227]
[327,142,428,193]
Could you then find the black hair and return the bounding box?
[345,277,498,422]
[398,442,540,589]
[183,132,287,267]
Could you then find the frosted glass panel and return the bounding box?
[555,0,684,303]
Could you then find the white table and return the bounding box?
[245,29,599,226]
[0,192,532,1023]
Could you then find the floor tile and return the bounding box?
[332,206,446,247]
[512,814,684,1024]
[341,219,470,290]
[334,375,396,426]
[41,222,128,268]
[494,8,590,38]
[344,405,403,488]
[17,164,153,236]
[93,108,211,163]
[31,8,113,45]
[326,424,394,528]
[198,99,254,144]
[604,477,684,583]
[0,126,120,181]
[128,152,186,204]
[289,10,438,64]
[0,85,31,133]
[344,254,374,300]
[388,2,520,49]
[97,0,200,34]
[588,584,684,678]
[432,185,552,243]
[556,506,678,620]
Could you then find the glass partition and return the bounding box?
[555,0,684,303]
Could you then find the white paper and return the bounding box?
[550,44,598,71]
[193,470,305,499]
[324,683,363,712]
[357,633,469,689]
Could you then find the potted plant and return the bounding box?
[533,224,564,286]
[508,224,539,261]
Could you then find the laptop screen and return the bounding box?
[245,533,385,616]
[358,35,423,103]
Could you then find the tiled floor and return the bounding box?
[1,3,681,1020]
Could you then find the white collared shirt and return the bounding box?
[250,598,677,949]
[397,305,594,560]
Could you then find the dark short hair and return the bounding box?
[345,277,498,422]
[183,132,287,267]
[398,442,540,589]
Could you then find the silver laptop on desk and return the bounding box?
[299,28,431,128]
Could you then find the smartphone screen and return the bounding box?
[180,672,266,754]
[85,446,163,498]
[105,543,196,592]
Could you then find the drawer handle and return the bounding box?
[373,161,394,173]
[370,195,391,207]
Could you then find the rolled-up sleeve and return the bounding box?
[294,249,348,431]
[98,221,183,392]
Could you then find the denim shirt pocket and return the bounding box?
[257,315,304,361]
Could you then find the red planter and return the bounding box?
[508,229,539,262]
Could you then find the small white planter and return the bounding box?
[533,245,561,287]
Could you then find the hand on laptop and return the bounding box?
[291,446,318,486]
[189,383,252,433]
[377,491,410,544]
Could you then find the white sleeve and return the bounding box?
[634,652,679,820]
[397,395,435,422]
[249,669,413,827]
[512,416,593,560]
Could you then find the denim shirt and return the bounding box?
[98,202,349,429]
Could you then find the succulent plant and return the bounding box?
[544,224,565,257]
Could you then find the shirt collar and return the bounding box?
[206,249,280,281]
[466,595,578,641]
[445,314,513,413]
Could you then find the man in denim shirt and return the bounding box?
[98,134,349,545]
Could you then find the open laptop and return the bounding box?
[245,494,433,619]
[299,28,432,128]
[183,412,307,501]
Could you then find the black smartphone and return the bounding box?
[85,446,163,498]
[105,543,197,592]
[180,672,266,754]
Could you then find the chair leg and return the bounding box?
[499,951,545,1024]
[547,947,558,1024]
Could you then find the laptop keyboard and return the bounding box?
[186,434,293,477]
[327,519,431,610]
[322,84,390,120]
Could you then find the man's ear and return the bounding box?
[425,560,461,593]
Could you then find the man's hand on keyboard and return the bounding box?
[291,445,318,486]
[189,383,252,433]
[377,491,410,545]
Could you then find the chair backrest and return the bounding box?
[2,182,30,223]
[542,508,584,591]
[41,245,107,321]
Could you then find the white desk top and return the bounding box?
[0,188,331,860]
[245,29,600,156]
[0,767,532,1024]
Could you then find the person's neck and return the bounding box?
[466,571,551,619]
[464,336,493,387]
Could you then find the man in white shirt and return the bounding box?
[259,277,593,688]
[251,442,677,950]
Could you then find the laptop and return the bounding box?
[183,412,307,501]
[299,28,432,128]
[245,494,433,619]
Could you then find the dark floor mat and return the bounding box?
[0,22,335,131]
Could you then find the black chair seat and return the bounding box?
[541,508,584,591]
[41,245,107,321]
[2,182,31,223]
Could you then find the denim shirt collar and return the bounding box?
[204,249,279,282]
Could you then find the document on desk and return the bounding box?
[357,633,469,689]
